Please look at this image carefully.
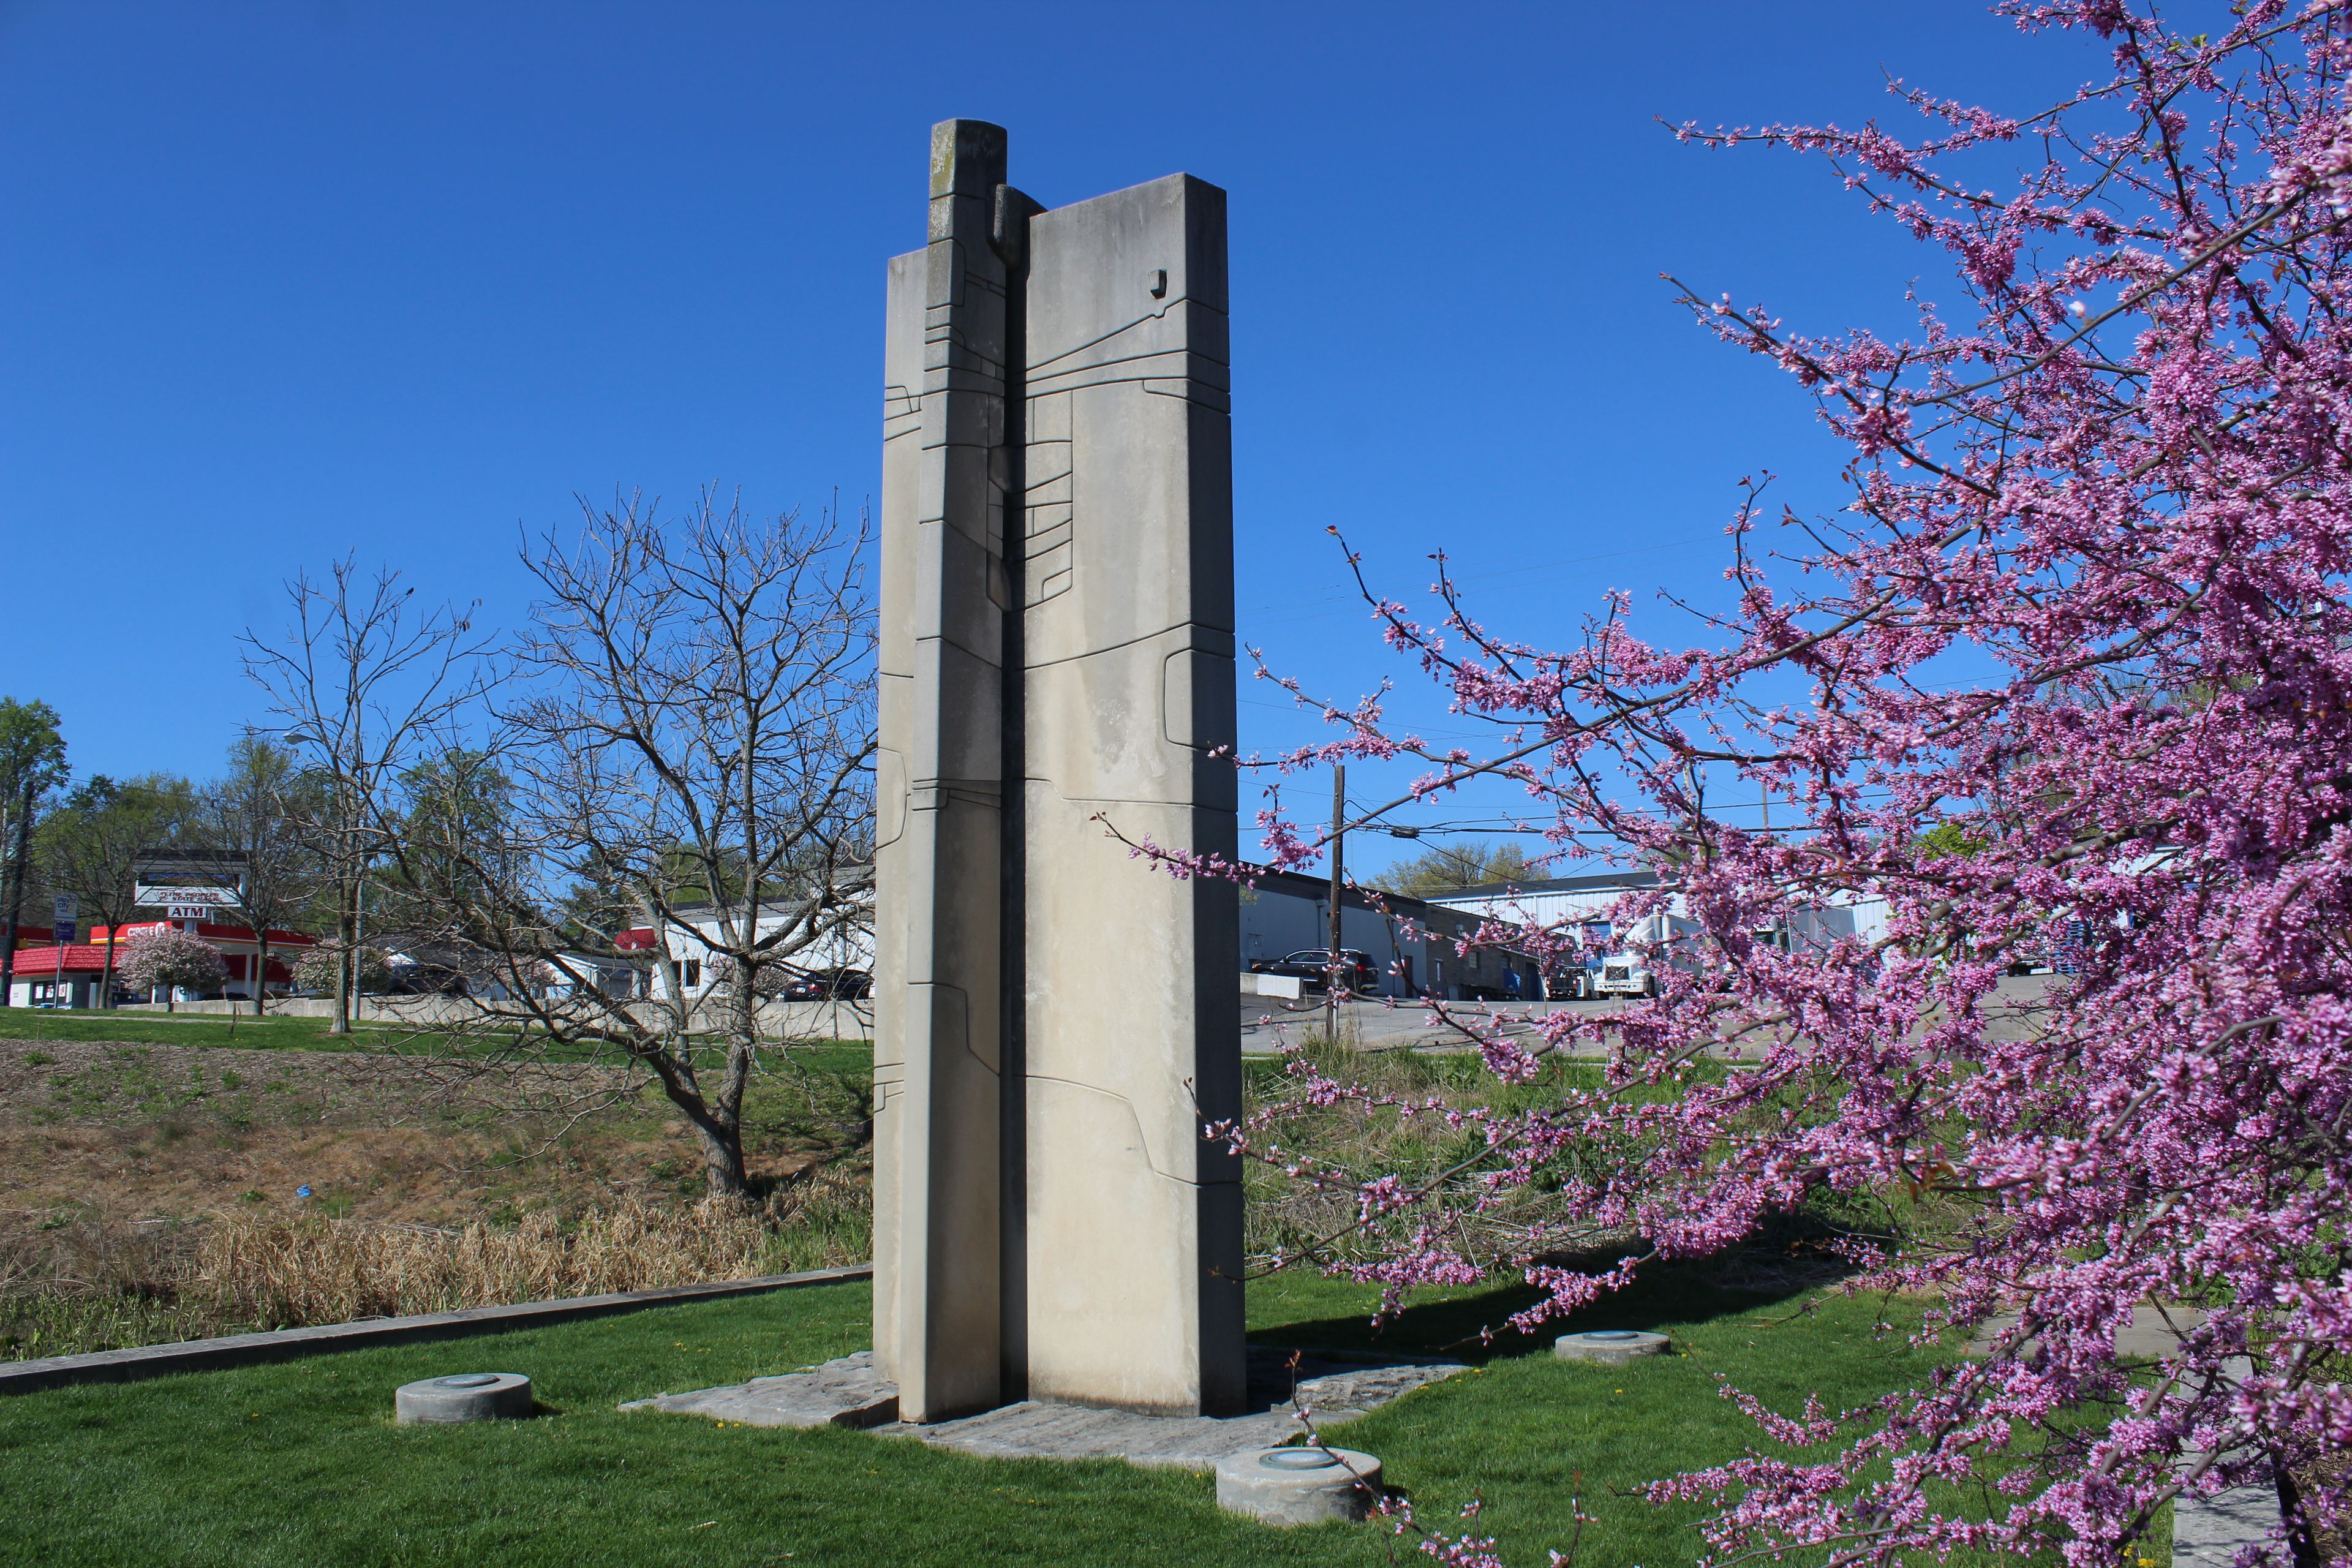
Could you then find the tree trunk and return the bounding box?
[98,929,115,1010]
[2274,1454,2324,1568]
[328,873,353,1036]
[651,1051,751,1200]
[252,932,269,1017]
[694,1112,750,1199]
[0,782,32,1008]
[701,985,761,1200]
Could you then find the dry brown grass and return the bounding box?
[188,1186,866,1325]
[0,1031,875,1357]
[2,1178,870,1358]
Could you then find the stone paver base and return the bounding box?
[2172,1480,2283,1568]
[622,1348,1468,1471]
[620,1351,899,1430]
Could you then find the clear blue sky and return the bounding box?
[1,2,2098,858]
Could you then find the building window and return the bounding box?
[683,960,701,989]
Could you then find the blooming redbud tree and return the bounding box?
[1180,4,2352,1564]
[116,927,228,1011]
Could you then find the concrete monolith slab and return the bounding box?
[394,1371,532,1423]
[1016,168,1242,1419]
[1553,1330,1668,1365]
[1215,1446,1383,1525]
[873,118,1242,1422]
[873,117,1014,1426]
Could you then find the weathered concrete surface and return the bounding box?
[1241,995,1651,1056]
[873,119,1242,1421]
[2173,1480,2285,1568]
[874,118,1016,1423]
[1553,1329,1668,1365]
[2171,1355,2287,1568]
[1953,1328,2282,1566]
[1216,1446,1384,1525]
[620,1352,899,1430]
[395,1371,533,1424]
[630,1347,1464,1471]
[1960,1303,2207,1360]
[1017,170,1242,1419]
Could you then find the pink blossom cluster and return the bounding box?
[1156,5,2352,1562]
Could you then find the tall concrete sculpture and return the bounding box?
[873,120,1243,1423]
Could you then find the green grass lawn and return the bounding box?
[0,1007,435,1053]
[0,1263,1957,1567]
[0,1006,875,1069]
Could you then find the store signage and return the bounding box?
[136,884,241,910]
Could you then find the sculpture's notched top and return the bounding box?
[930,118,1009,200]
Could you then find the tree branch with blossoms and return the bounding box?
[1119,4,2352,1564]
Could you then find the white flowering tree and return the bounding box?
[116,927,227,1012]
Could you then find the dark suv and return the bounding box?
[1248,948,1381,994]
[780,968,873,1001]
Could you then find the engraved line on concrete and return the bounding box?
[1023,1073,1205,1185]
[1020,621,1235,671]
[1025,297,1230,374]
[1027,364,1230,401]
[1027,338,1232,378]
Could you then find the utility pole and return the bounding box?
[1325,764,1346,1038]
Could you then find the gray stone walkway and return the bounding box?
[1960,1322,2285,1565]
[622,1346,1469,1471]
[2173,1478,2285,1568]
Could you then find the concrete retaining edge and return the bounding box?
[0,1263,873,1396]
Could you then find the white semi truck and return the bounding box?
[1590,912,1702,998]
[1588,905,1856,998]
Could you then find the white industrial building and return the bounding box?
[1425,867,1882,991]
[1240,864,1542,1000]
[605,869,1545,1005]
[618,895,873,1001]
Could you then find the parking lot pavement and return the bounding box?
[1238,995,1624,1055]
[1237,975,2064,1057]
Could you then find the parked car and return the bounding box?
[1248,949,1381,995]
[780,967,872,1001]
[1548,965,1599,1000]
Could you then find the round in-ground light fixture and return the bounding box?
[394,1371,534,1423]
[1259,1447,1342,1471]
[1216,1446,1383,1526]
[1553,1329,1670,1365]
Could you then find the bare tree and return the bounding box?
[387,490,875,1198]
[241,559,492,1034]
[198,736,325,1016]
